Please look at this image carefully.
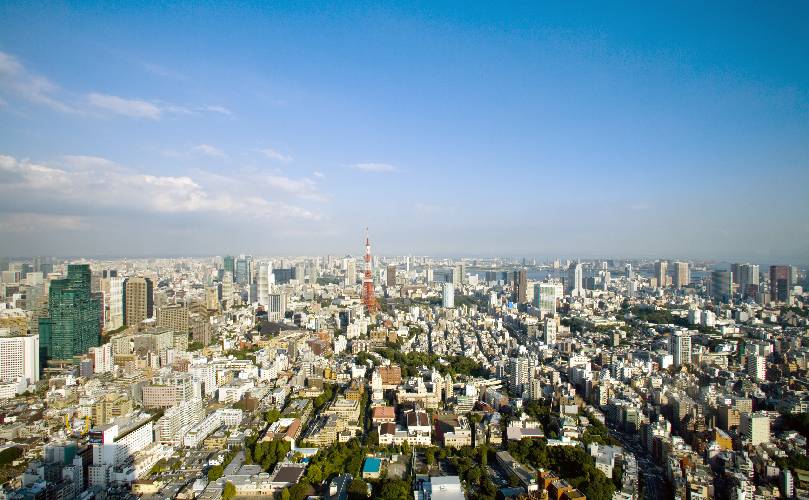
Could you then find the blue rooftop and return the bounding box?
[362,458,381,473]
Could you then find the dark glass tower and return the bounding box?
[39,264,102,363]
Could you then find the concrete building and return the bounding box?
[123,277,154,326]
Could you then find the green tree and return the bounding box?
[207,465,224,482]
[378,479,411,500]
[222,481,236,500]
[348,478,369,500]
[280,488,291,500]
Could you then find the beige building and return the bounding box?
[158,304,189,334]
[124,277,153,326]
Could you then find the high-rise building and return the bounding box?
[543,317,557,346]
[344,258,356,287]
[442,282,455,308]
[234,256,252,285]
[740,412,770,446]
[38,264,102,363]
[513,269,527,304]
[158,303,189,333]
[739,264,760,294]
[655,261,668,288]
[673,262,690,289]
[425,265,434,284]
[711,269,733,303]
[769,265,792,304]
[123,277,154,326]
[452,264,464,288]
[223,256,235,276]
[0,334,40,386]
[386,265,396,287]
[220,272,234,308]
[669,330,691,367]
[730,263,741,285]
[256,262,274,307]
[267,293,286,321]
[747,355,766,381]
[535,282,561,316]
[567,262,583,297]
[100,275,123,331]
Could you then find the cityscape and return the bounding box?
[2,3,809,500]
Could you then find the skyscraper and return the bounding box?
[672,262,690,289]
[123,277,154,326]
[0,334,40,386]
[38,264,102,363]
[739,264,760,298]
[223,256,235,276]
[344,258,356,287]
[769,265,792,303]
[669,330,692,367]
[513,269,528,304]
[711,269,733,303]
[655,261,668,288]
[234,256,252,285]
[442,282,455,308]
[452,264,464,288]
[567,262,583,297]
[535,282,561,316]
[386,265,396,287]
[256,262,273,307]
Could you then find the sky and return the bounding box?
[0,2,808,263]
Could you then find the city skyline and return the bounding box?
[2,3,808,261]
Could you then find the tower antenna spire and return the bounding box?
[362,227,378,313]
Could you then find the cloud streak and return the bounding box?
[260,148,292,163]
[0,50,231,121]
[351,162,398,173]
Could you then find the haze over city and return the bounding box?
[1,2,808,261]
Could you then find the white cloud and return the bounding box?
[86,93,162,119]
[351,162,398,173]
[0,51,231,121]
[0,51,75,113]
[141,62,186,80]
[0,153,323,222]
[191,144,227,159]
[263,175,328,202]
[260,148,292,163]
[313,171,325,179]
[202,105,232,116]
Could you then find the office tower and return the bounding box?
[234,256,251,285]
[625,263,633,279]
[669,330,692,367]
[543,317,557,346]
[38,264,102,363]
[747,355,766,381]
[267,293,286,321]
[536,282,560,316]
[223,256,235,276]
[567,262,584,297]
[769,265,792,303]
[655,261,668,288]
[513,269,527,304]
[272,268,294,285]
[739,264,760,294]
[740,412,770,446]
[730,263,741,285]
[711,269,732,303]
[158,303,189,333]
[0,334,40,386]
[256,263,273,306]
[425,265,434,284]
[123,277,154,326]
[452,264,464,288]
[100,275,123,331]
[344,258,356,287]
[673,262,690,289]
[220,272,234,307]
[442,282,455,308]
[386,265,396,287]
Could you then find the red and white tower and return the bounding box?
[362,227,378,313]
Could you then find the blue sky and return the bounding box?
[1,2,808,262]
